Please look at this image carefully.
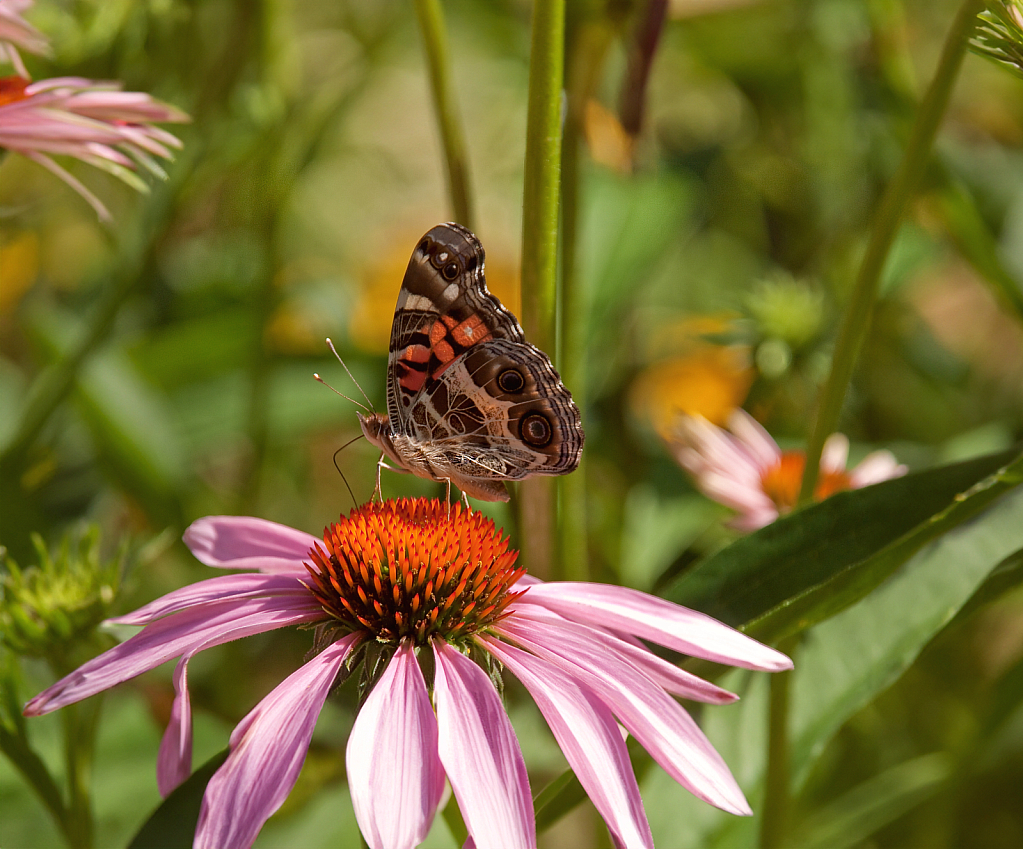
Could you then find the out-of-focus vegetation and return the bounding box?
[1,1,1021,847]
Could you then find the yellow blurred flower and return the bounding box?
[631,342,753,438]
[0,229,38,313]
[584,98,634,173]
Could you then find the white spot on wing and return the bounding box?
[442,283,459,302]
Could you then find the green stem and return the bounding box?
[519,0,565,577]
[0,723,72,842]
[520,0,565,354]
[759,635,797,849]
[414,0,474,229]
[557,15,614,580]
[62,699,101,849]
[798,0,984,504]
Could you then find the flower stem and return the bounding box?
[413,0,475,228]
[759,634,796,849]
[0,723,71,842]
[557,14,615,580]
[798,0,984,505]
[519,0,565,576]
[62,699,101,849]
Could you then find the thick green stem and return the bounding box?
[519,0,565,576]
[759,635,797,849]
[0,723,71,842]
[557,16,614,580]
[61,698,101,849]
[798,0,984,504]
[414,0,474,228]
[520,0,565,354]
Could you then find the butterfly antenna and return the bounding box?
[314,373,371,412]
[325,337,376,413]
[332,433,365,509]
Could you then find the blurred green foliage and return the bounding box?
[1,1,1022,848]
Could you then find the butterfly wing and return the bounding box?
[381,222,583,501]
[414,338,583,487]
[386,222,524,434]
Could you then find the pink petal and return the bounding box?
[483,637,654,849]
[183,515,319,574]
[157,657,193,797]
[510,605,736,705]
[727,410,781,469]
[195,635,358,849]
[23,596,322,716]
[697,471,775,514]
[154,596,324,798]
[111,573,309,625]
[498,615,750,815]
[347,643,445,849]
[516,583,792,672]
[820,433,850,474]
[433,640,535,849]
[850,451,907,487]
[726,508,779,532]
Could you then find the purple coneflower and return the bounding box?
[0,74,188,220]
[673,409,908,531]
[25,498,791,849]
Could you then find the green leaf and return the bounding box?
[665,448,1020,634]
[751,451,1023,644]
[127,748,228,849]
[788,485,1023,786]
[644,483,1023,847]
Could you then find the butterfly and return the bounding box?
[358,222,584,502]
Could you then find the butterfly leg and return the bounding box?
[373,452,387,502]
[460,490,471,513]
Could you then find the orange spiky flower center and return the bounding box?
[760,451,853,512]
[304,498,525,647]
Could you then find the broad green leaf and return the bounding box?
[748,451,1023,644]
[644,485,1023,847]
[665,448,1019,633]
[788,486,1023,785]
[127,749,228,849]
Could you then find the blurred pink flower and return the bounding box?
[0,0,49,77]
[25,498,792,849]
[674,409,908,531]
[0,74,189,220]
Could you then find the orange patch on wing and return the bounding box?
[403,343,430,364]
[429,320,457,367]
[450,314,491,347]
[399,366,427,394]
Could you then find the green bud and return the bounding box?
[746,272,825,351]
[0,526,121,659]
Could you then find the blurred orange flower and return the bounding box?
[631,316,753,438]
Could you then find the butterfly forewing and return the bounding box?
[369,222,584,502]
